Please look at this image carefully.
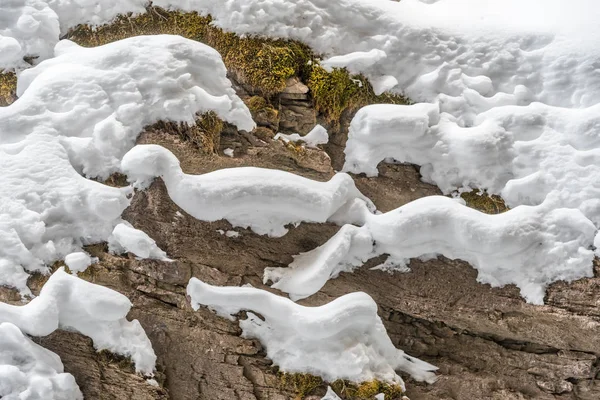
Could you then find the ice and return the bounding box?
[0,322,82,400]
[108,222,171,261]
[121,144,374,237]
[0,269,156,374]
[187,278,437,389]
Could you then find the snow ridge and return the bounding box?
[121,144,374,237]
[265,196,596,304]
[0,322,83,400]
[187,278,437,389]
[0,269,156,374]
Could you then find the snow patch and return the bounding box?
[0,268,156,374]
[187,278,437,389]
[64,252,96,274]
[0,322,83,400]
[121,144,373,237]
[274,124,329,148]
[266,197,595,304]
[108,223,171,261]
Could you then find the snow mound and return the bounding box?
[266,196,595,304]
[344,102,600,226]
[64,252,96,274]
[321,387,342,400]
[3,35,253,178]
[274,124,329,148]
[108,222,171,261]
[121,144,374,237]
[0,269,156,374]
[187,278,437,389]
[0,137,130,293]
[0,322,83,400]
[0,0,58,70]
[264,224,373,301]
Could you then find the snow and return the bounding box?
[108,223,171,261]
[321,387,341,400]
[121,144,374,237]
[64,252,96,274]
[321,50,387,75]
[0,322,83,400]
[0,34,253,291]
[187,278,437,389]
[7,35,254,178]
[0,268,156,374]
[0,0,58,71]
[274,124,329,148]
[0,137,130,294]
[265,197,595,304]
[223,148,234,157]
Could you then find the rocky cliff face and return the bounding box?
[1,12,599,400]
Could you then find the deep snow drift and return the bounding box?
[122,144,374,237]
[4,35,254,177]
[0,269,156,374]
[187,278,437,389]
[0,322,83,400]
[265,197,596,304]
[0,34,253,292]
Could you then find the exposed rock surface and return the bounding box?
[1,76,599,400]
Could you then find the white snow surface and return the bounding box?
[321,387,342,400]
[0,0,58,71]
[64,252,95,274]
[0,137,130,293]
[265,197,596,304]
[187,278,437,389]
[6,35,254,178]
[0,322,83,400]
[108,223,171,261]
[0,269,156,374]
[121,145,374,237]
[0,34,253,291]
[274,124,329,148]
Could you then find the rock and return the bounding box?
[279,77,310,101]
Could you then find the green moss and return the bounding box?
[306,65,409,125]
[149,111,224,154]
[67,6,312,97]
[97,349,136,373]
[460,189,509,214]
[278,372,405,399]
[279,372,324,399]
[67,6,409,123]
[0,71,17,106]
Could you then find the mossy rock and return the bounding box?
[66,6,410,126]
[460,189,509,214]
[306,65,409,125]
[278,372,405,399]
[149,111,224,154]
[246,95,280,129]
[0,71,17,106]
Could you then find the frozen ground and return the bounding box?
[1,0,599,396]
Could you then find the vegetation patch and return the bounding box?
[148,111,224,154]
[460,189,509,214]
[0,71,17,106]
[307,65,409,125]
[277,372,405,399]
[66,6,410,125]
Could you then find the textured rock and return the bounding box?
[1,82,599,400]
